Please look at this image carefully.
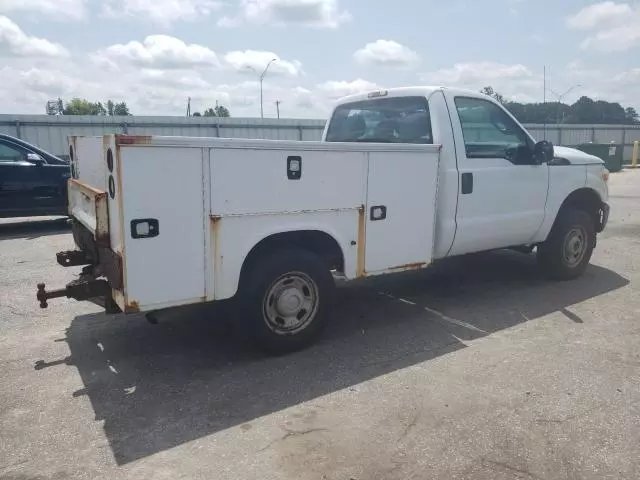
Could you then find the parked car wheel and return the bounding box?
[239,249,335,355]
[537,207,595,280]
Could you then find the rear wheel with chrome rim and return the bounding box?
[239,249,334,355]
[538,207,595,280]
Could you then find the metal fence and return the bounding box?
[1,114,639,161]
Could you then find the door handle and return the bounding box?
[461,172,473,194]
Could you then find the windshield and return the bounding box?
[325,96,433,144]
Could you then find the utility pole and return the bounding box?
[543,65,546,139]
[186,97,191,117]
[548,84,582,125]
[275,100,281,119]
[259,58,277,119]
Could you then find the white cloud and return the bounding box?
[566,1,631,29]
[139,69,211,89]
[19,67,78,95]
[0,16,69,57]
[316,78,380,99]
[211,81,320,114]
[566,2,640,52]
[421,62,540,103]
[93,35,220,69]
[222,0,351,28]
[224,50,303,76]
[0,0,86,20]
[579,25,640,52]
[422,62,534,85]
[102,0,223,25]
[353,40,420,68]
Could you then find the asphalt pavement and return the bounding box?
[1,170,639,480]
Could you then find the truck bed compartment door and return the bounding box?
[119,146,206,311]
[364,150,440,274]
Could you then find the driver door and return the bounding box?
[446,94,549,256]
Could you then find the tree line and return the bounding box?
[480,86,639,125]
[191,105,230,117]
[46,98,132,116]
[46,98,232,117]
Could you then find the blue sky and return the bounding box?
[0,0,638,117]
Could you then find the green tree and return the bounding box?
[113,102,131,116]
[63,98,106,115]
[61,98,131,116]
[214,105,230,117]
[192,112,202,117]
[202,104,231,117]
[625,107,639,124]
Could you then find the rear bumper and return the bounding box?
[597,202,610,233]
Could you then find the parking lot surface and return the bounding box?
[1,170,639,480]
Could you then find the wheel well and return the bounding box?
[558,188,602,228]
[240,230,345,283]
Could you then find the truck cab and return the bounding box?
[323,86,609,262]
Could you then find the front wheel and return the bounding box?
[238,249,334,355]
[537,208,595,280]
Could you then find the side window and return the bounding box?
[325,96,433,144]
[454,97,532,162]
[0,142,24,163]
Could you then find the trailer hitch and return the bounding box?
[37,279,111,309]
[56,250,93,267]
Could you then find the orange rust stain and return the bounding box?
[210,216,221,296]
[124,301,140,313]
[356,205,366,277]
[211,216,221,249]
[115,135,152,146]
[69,178,105,196]
[387,262,428,272]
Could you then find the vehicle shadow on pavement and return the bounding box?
[53,251,628,465]
[0,218,69,240]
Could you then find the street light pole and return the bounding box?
[260,58,277,119]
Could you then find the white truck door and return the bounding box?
[445,94,549,256]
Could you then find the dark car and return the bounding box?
[0,134,71,218]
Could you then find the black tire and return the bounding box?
[537,207,595,280]
[238,248,335,355]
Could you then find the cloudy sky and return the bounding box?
[0,0,638,118]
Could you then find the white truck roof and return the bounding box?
[333,86,490,106]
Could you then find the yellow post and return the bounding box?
[633,141,639,168]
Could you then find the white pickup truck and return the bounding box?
[37,86,610,354]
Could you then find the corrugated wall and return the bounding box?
[1,114,639,161]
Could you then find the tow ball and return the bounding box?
[36,279,120,314]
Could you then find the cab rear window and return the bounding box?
[325,96,433,144]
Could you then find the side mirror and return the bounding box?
[26,152,45,165]
[533,140,554,164]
